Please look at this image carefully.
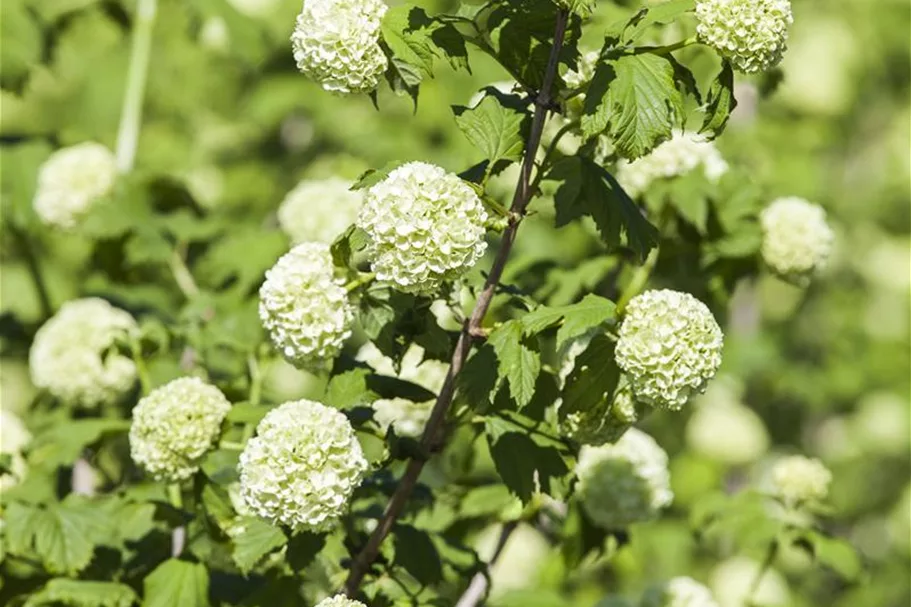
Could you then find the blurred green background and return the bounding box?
[1,0,908,606]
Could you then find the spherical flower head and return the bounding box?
[357,162,488,295]
[372,397,431,437]
[616,131,728,196]
[129,377,232,482]
[616,290,723,411]
[238,399,368,532]
[642,577,720,607]
[686,376,769,465]
[760,197,834,285]
[259,242,355,368]
[277,177,363,245]
[1,410,32,489]
[574,428,673,529]
[710,557,791,607]
[770,455,832,506]
[356,342,449,394]
[291,0,388,94]
[314,596,367,607]
[561,388,645,447]
[33,142,117,230]
[695,0,793,74]
[29,298,139,407]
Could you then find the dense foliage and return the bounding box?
[1,0,908,606]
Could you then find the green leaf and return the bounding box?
[350,161,405,191]
[561,500,611,569]
[521,294,616,349]
[581,53,682,159]
[28,419,130,469]
[225,402,274,425]
[457,344,500,410]
[285,532,326,571]
[195,228,287,295]
[231,517,288,575]
[557,0,597,19]
[486,425,568,503]
[382,6,439,78]
[143,559,210,607]
[560,334,620,418]
[5,497,111,575]
[25,578,139,607]
[460,484,520,519]
[621,0,696,43]
[488,320,541,409]
[200,449,240,486]
[453,94,527,165]
[700,60,737,139]
[802,530,863,582]
[330,224,369,271]
[547,156,659,262]
[392,524,443,585]
[125,226,173,267]
[324,368,378,409]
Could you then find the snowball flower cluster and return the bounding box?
[33,142,118,230]
[695,0,793,74]
[616,290,723,411]
[770,455,832,505]
[291,0,388,94]
[259,243,355,368]
[277,177,363,244]
[760,197,834,285]
[238,399,368,532]
[642,577,720,607]
[615,131,728,196]
[575,428,673,529]
[129,377,232,482]
[1,410,32,489]
[29,298,138,407]
[358,162,488,294]
[314,596,367,607]
[356,342,449,394]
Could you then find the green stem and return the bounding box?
[345,272,376,292]
[529,119,578,194]
[247,354,262,406]
[169,248,200,299]
[115,0,157,173]
[12,225,52,320]
[219,440,246,451]
[639,36,698,56]
[616,246,660,314]
[747,540,778,605]
[129,335,152,395]
[167,483,183,509]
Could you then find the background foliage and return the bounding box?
[1,0,909,606]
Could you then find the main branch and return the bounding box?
[342,8,571,596]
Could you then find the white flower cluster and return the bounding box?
[371,397,431,438]
[129,377,232,482]
[291,0,388,94]
[770,455,832,505]
[615,131,728,197]
[575,428,673,529]
[29,298,138,407]
[561,388,641,447]
[356,342,449,393]
[238,399,368,532]
[642,577,720,607]
[358,162,488,295]
[33,142,118,230]
[277,177,363,245]
[1,410,31,489]
[314,596,366,607]
[259,243,355,368]
[685,377,769,465]
[695,0,793,74]
[563,50,599,119]
[760,197,834,285]
[616,290,724,411]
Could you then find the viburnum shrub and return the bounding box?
[3,0,878,606]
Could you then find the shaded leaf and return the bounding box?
[393,524,444,585]
[231,517,287,575]
[701,60,737,138]
[143,559,210,607]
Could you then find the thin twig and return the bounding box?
[455,521,519,607]
[115,0,157,173]
[340,9,571,597]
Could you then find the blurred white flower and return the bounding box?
[686,377,769,465]
[371,397,431,438]
[760,197,834,285]
[615,131,728,197]
[33,142,117,230]
[129,377,232,482]
[356,342,448,394]
[616,290,724,411]
[314,596,367,607]
[575,428,673,528]
[710,557,790,607]
[851,391,910,455]
[769,455,832,506]
[695,0,793,74]
[358,162,488,295]
[1,409,31,489]
[642,576,720,607]
[277,177,362,245]
[238,399,367,532]
[29,298,138,407]
[259,243,355,368]
[291,0,388,94]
